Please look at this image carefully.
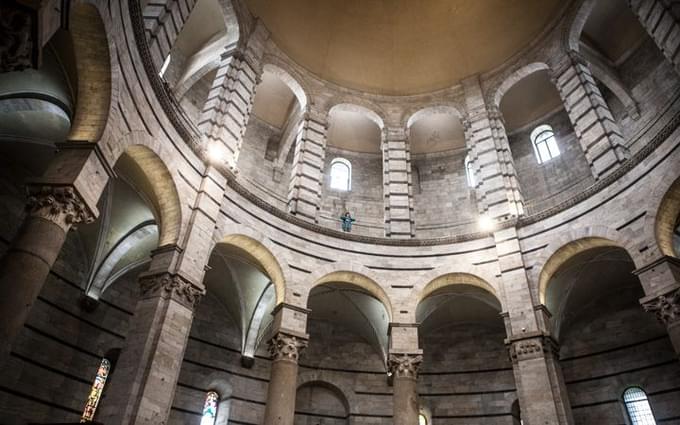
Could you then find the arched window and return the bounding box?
[530,124,560,164]
[419,413,428,425]
[623,387,657,425]
[80,358,111,422]
[465,154,475,188]
[330,158,351,191]
[200,391,220,425]
[159,54,171,78]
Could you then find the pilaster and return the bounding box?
[628,0,680,75]
[143,0,198,70]
[383,127,415,238]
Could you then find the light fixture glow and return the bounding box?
[207,143,226,163]
[478,215,494,231]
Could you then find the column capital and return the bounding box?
[388,352,423,379]
[506,332,559,363]
[268,331,308,363]
[642,288,680,327]
[26,185,95,231]
[138,272,205,310]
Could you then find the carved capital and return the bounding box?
[643,289,680,327]
[507,335,559,363]
[26,185,94,231]
[0,3,35,73]
[268,332,308,362]
[139,273,205,310]
[388,353,423,379]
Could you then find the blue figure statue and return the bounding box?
[340,211,356,232]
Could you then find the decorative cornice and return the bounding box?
[26,185,95,231]
[267,332,308,362]
[388,353,423,379]
[139,272,205,310]
[642,289,680,327]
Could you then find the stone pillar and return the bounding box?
[287,107,328,222]
[550,51,629,179]
[495,227,574,425]
[462,76,524,222]
[264,304,310,425]
[100,166,226,425]
[142,0,197,70]
[635,256,680,356]
[197,23,268,170]
[388,352,422,425]
[0,144,108,365]
[628,0,680,75]
[382,127,415,238]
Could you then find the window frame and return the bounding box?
[329,157,352,192]
[80,357,111,422]
[623,386,657,425]
[530,124,560,164]
[200,390,220,425]
[465,154,475,188]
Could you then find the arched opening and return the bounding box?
[329,157,352,191]
[295,381,350,424]
[416,276,514,420]
[654,175,680,258]
[320,104,384,236]
[542,243,679,423]
[511,399,522,424]
[623,387,658,425]
[498,67,590,214]
[406,106,475,237]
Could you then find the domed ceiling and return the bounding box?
[245,0,565,95]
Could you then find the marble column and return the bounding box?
[550,51,629,179]
[0,186,94,362]
[636,256,680,357]
[389,352,422,425]
[263,332,308,425]
[628,0,680,75]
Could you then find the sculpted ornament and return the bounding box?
[268,332,308,362]
[27,186,94,231]
[643,289,680,326]
[139,273,205,309]
[388,353,423,379]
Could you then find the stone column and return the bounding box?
[0,144,108,365]
[636,256,680,356]
[628,0,680,75]
[142,0,197,70]
[100,166,226,425]
[495,227,574,425]
[388,352,422,425]
[197,23,268,170]
[264,304,310,425]
[462,76,524,224]
[287,107,329,222]
[550,51,629,179]
[382,127,415,238]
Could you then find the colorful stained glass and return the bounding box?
[200,391,219,425]
[80,358,110,423]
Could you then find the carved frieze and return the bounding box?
[26,185,94,231]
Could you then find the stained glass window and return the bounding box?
[200,391,219,425]
[530,124,560,164]
[80,358,110,422]
[624,387,657,425]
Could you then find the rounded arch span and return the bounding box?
[492,62,551,109]
[305,263,392,321]
[565,0,598,52]
[217,0,242,46]
[115,144,182,247]
[418,272,500,306]
[405,104,465,130]
[648,174,680,258]
[216,224,287,305]
[262,63,308,109]
[327,101,386,130]
[296,372,354,413]
[535,227,642,305]
[67,2,112,143]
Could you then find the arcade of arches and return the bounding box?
[2,0,680,424]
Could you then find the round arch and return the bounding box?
[115,145,182,247]
[565,0,598,52]
[327,102,386,130]
[653,174,680,258]
[67,3,112,143]
[216,227,286,305]
[405,104,465,130]
[305,264,392,321]
[418,272,500,306]
[492,62,551,109]
[296,371,355,413]
[262,63,308,109]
